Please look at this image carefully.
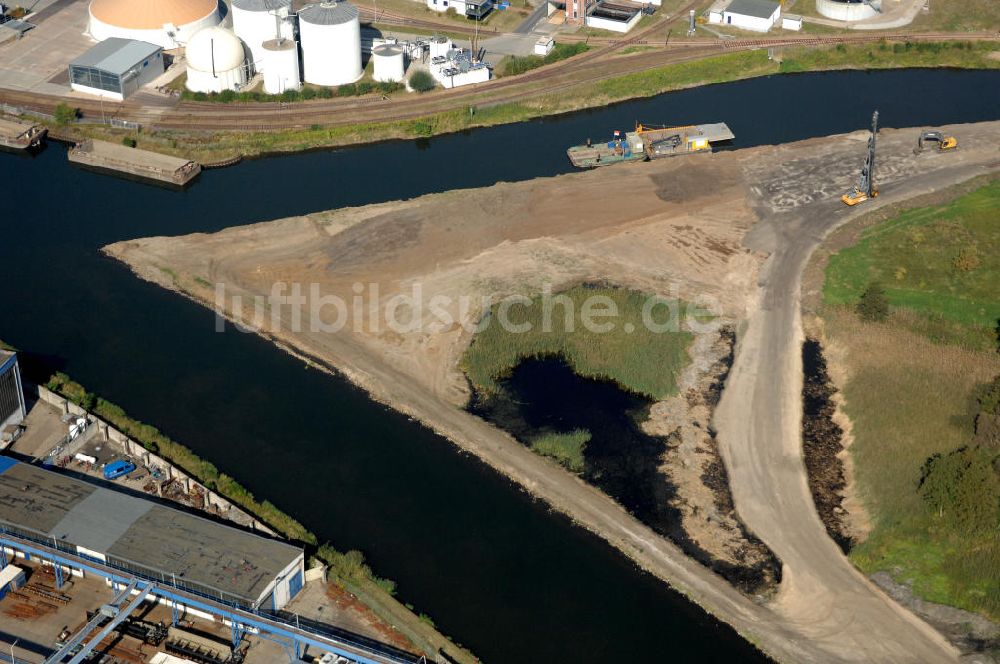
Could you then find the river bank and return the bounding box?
[22,367,478,663]
[39,40,1000,164]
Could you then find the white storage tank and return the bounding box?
[261,38,301,93]
[298,1,362,87]
[185,26,248,93]
[231,0,293,73]
[428,35,450,58]
[88,0,220,48]
[372,44,404,83]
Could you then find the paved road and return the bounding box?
[714,122,1000,662]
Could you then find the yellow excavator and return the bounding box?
[842,110,879,206]
[917,130,957,152]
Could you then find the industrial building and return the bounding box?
[426,37,489,89]
[0,351,25,434]
[184,26,249,93]
[0,457,304,612]
[87,0,222,48]
[714,0,780,31]
[548,0,645,32]
[299,0,362,86]
[69,38,164,100]
[425,0,493,19]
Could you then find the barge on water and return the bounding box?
[0,117,47,151]
[68,139,201,187]
[567,122,734,168]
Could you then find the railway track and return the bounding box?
[0,27,994,134]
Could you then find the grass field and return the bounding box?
[530,429,591,472]
[461,285,695,400]
[821,181,1000,621]
[825,181,1000,349]
[825,310,1000,620]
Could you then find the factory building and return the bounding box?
[231,0,295,74]
[714,0,780,31]
[87,0,221,48]
[0,457,305,612]
[299,1,362,86]
[0,351,25,433]
[425,0,493,19]
[184,26,249,93]
[69,38,164,100]
[424,36,489,89]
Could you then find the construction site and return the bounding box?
[102,116,1000,663]
[0,369,428,664]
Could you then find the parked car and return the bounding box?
[103,460,136,480]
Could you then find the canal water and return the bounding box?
[2,69,999,662]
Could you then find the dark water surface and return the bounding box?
[2,69,1000,663]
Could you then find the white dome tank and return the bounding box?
[372,44,404,83]
[231,0,293,73]
[261,38,301,94]
[815,0,877,20]
[88,0,220,48]
[298,1,362,87]
[185,26,248,93]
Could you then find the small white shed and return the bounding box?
[781,13,802,30]
[721,0,780,32]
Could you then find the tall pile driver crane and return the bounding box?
[842,110,879,206]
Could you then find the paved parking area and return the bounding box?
[0,0,94,93]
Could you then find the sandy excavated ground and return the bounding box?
[107,155,760,408]
[107,122,1000,663]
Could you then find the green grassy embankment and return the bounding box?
[461,285,695,401]
[497,42,589,76]
[825,180,1000,350]
[41,371,477,662]
[60,40,1000,163]
[819,181,1000,621]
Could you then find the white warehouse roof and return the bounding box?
[725,0,779,18]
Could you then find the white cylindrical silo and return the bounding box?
[185,26,248,93]
[428,35,450,59]
[298,1,362,87]
[261,38,301,93]
[372,44,404,83]
[231,0,293,74]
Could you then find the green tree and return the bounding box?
[53,103,78,125]
[856,281,889,322]
[408,70,436,93]
[121,136,137,148]
[975,374,1000,448]
[919,446,1000,533]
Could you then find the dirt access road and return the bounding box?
[106,122,1000,662]
[714,121,1000,662]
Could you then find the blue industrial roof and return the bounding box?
[0,456,17,475]
[69,38,162,75]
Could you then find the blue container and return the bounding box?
[104,460,136,480]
